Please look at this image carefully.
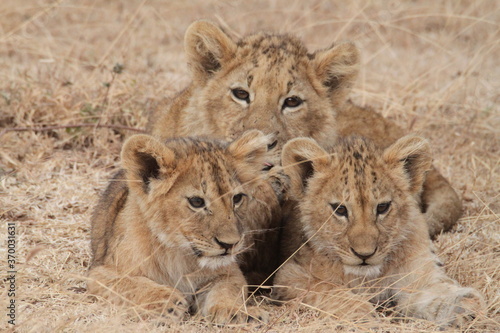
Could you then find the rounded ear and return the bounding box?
[121,135,176,194]
[382,135,432,195]
[281,138,331,198]
[311,42,359,104]
[184,20,237,83]
[228,130,273,170]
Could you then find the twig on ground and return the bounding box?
[0,124,146,139]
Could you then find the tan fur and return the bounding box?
[273,136,485,327]
[88,131,276,323]
[147,20,462,238]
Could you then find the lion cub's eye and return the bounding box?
[283,96,303,109]
[233,193,246,205]
[376,202,391,215]
[330,203,348,218]
[188,197,205,208]
[231,88,250,103]
[267,140,278,150]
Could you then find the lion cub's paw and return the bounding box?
[206,304,269,325]
[341,303,378,324]
[436,288,485,327]
[319,296,377,323]
[140,287,189,320]
[246,305,270,323]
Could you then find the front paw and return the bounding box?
[140,287,189,320]
[206,304,269,324]
[435,288,485,327]
[246,306,270,323]
[323,298,378,323]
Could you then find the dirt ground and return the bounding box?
[0,0,498,332]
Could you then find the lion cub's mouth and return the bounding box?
[198,254,236,270]
[189,243,239,258]
[343,263,383,278]
[262,162,274,171]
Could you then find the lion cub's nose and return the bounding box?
[214,237,239,250]
[351,247,377,261]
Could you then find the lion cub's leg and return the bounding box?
[421,168,463,238]
[87,265,189,319]
[394,255,485,327]
[273,260,376,322]
[197,267,269,324]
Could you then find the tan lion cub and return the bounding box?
[273,136,485,327]
[87,130,272,324]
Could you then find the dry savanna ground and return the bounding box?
[0,0,498,332]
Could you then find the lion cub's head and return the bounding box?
[182,20,359,152]
[282,135,432,278]
[121,130,273,269]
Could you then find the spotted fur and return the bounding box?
[148,20,462,241]
[273,136,485,327]
[88,131,274,323]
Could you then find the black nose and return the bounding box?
[215,238,236,251]
[351,247,377,261]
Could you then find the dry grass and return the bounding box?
[0,0,498,332]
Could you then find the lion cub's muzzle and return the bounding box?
[193,232,245,269]
[347,224,380,266]
[214,236,240,256]
[350,246,378,266]
[210,230,244,256]
[187,233,243,259]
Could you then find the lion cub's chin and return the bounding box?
[343,264,382,278]
[198,255,236,270]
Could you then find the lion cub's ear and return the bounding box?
[311,42,359,104]
[383,135,432,196]
[281,138,331,199]
[228,130,272,176]
[184,20,237,83]
[121,135,176,194]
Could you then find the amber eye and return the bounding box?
[331,203,348,218]
[376,202,391,215]
[233,193,245,205]
[232,88,250,103]
[188,197,205,208]
[283,96,303,109]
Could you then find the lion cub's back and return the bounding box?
[90,169,128,268]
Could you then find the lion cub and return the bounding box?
[148,20,462,238]
[273,136,485,327]
[87,130,272,323]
